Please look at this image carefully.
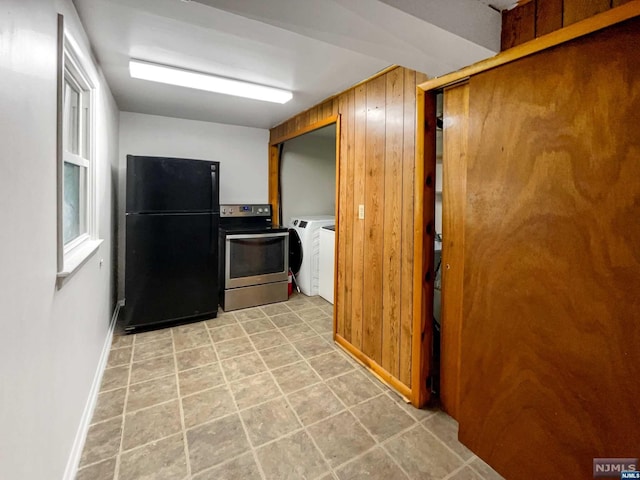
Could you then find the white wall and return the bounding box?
[0,1,119,479]
[281,126,337,225]
[118,112,269,299]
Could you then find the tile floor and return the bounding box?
[77,294,504,480]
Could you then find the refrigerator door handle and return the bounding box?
[210,165,217,212]
[211,216,216,254]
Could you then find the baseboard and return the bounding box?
[62,300,123,480]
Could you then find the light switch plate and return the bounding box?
[358,204,365,219]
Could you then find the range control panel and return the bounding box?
[220,204,272,217]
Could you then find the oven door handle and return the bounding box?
[226,232,289,241]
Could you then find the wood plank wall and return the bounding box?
[457,18,640,479]
[501,0,632,49]
[269,67,429,400]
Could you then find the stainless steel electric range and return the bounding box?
[218,204,289,311]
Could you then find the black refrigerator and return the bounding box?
[124,155,220,331]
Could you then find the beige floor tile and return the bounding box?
[307,411,375,468]
[241,317,276,335]
[306,316,333,334]
[112,334,134,348]
[293,335,334,359]
[270,312,303,328]
[287,383,345,426]
[320,332,334,344]
[285,298,314,311]
[172,321,207,335]
[240,398,301,446]
[92,387,126,423]
[256,430,329,480]
[118,433,187,480]
[383,425,464,479]
[249,330,288,350]
[469,456,505,480]
[83,298,484,480]
[271,361,321,394]
[204,312,237,328]
[122,400,182,451]
[386,390,436,421]
[234,307,266,322]
[79,417,122,467]
[215,336,255,359]
[182,386,236,428]
[173,328,211,352]
[107,346,132,368]
[308,351,355,379]
[130,354,175,384]
[261,303,292,316]
[221,352,266,382]
[209,324,246,342]
[127,374,177,412]
[318,474,339,480]
[187,414,250,474]
[178,363,225,396]
[229,372,282,409]
[450,466,484,480]
[336,447,409,480]
[100,365,129,392]
[132,337,173,362]
[175,345,217,371]
[259,344,303,369]
[280,323,317,342]
[296,307,328,321]
[134,328,171,345]
[351,394,415,442]
[326,370,382,407]
[423,411,474,461]
[192,453,262,480]
[76,457,116,480]
[308,296,331,307]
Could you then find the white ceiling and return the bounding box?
[73,0,509,130]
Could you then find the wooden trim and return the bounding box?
[332,114,342,338]
[268,145,280,225]
[439,82,470,420]
[411,87,427,407]
[335,334,412,399]
[418,0,640,92]
[270,114,338,146]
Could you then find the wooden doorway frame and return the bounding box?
[268,114,340,223]
[268,114,341,337]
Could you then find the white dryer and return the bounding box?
[289,215,335,296]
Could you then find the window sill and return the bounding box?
[57,238,103,288]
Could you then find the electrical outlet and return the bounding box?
[358,204,365,219]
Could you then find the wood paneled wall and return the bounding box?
[451,18,640,479]
[501,0,633,49]
[269,67,431,403]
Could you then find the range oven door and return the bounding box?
[225,232,289,289]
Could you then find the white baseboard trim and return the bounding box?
[62,300,123,480]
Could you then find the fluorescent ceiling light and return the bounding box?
[129,59,292,104]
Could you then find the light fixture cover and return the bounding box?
[129,60,292,104]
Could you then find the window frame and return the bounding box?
[56,14,101,287]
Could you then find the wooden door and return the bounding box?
[458,19,640,479]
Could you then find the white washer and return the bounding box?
[318,226,335,304]
[289,215,335,296]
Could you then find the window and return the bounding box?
[62,60,90,246]
[56,17,101,286]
